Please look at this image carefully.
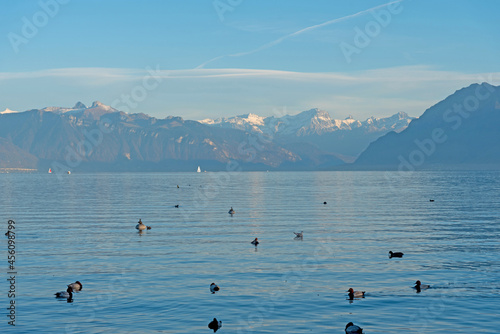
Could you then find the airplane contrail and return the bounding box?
[196,0,404,69]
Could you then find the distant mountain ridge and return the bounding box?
[200,109,414,137]
[353,83,500,170]
[1,83,496,172]
[200,109,415,160]
[0,101,414,171]
[0,101,302,171]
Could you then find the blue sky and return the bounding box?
[1,0,499,120]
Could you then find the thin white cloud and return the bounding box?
[1,66,497,86]
[1,66,498,120]
[2,65,491,83]
[195,0,405,69]
[0,67,142,83]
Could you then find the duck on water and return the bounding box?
[210,283,220,294]
[414,280,430,293]
[135,219,151,231]
[389,251,404,258]
[208,318,222,332]
[55,287,73,300]
[68,281,82,291]
[347,288,365,300]
[345,322,363,333]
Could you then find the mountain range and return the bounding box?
[0,101,413,172]
[200,110,414,161]
[353,82,500,170]
[0,82,498,172]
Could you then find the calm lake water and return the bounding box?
[1,171,499,333]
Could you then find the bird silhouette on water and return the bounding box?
[345,322,363,333]
[414,280,430,293]
[389,251,404,258]
[210,283,220,294]
[208,318,222,332]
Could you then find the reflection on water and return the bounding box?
[0,171,499,333]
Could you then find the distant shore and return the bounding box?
[0,168,37,173]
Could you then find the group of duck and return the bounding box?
[230,207,432,333]
[54,281,82,302]
[129,205,430,333]
[343,251,431,333]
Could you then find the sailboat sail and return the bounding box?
[197,166,201,173]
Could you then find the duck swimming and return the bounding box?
[210,283,220,294]
[345,322,363,333]
[55,287,73,299]
[67,281,82,291]
[251,238,259,246]
[136,219,151,230]
[389,251,404,258]
[228,207,235,214]
[293,231,303,238]
[414,280,430,292]
[347,288,365,300]
[208,318,222,332]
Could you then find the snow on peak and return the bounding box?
[199,118,216,125]
[0,108,19,114]
[91,101,104,108]
[395,111,409,119]
[88,101,116,112]
[201,109,415,137]
[244,113,265,125]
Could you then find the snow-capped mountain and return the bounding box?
[200,108,415,137]
[38,101,118,117]
[0,108,19,114]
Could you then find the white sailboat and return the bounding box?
[197,166,201,173]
